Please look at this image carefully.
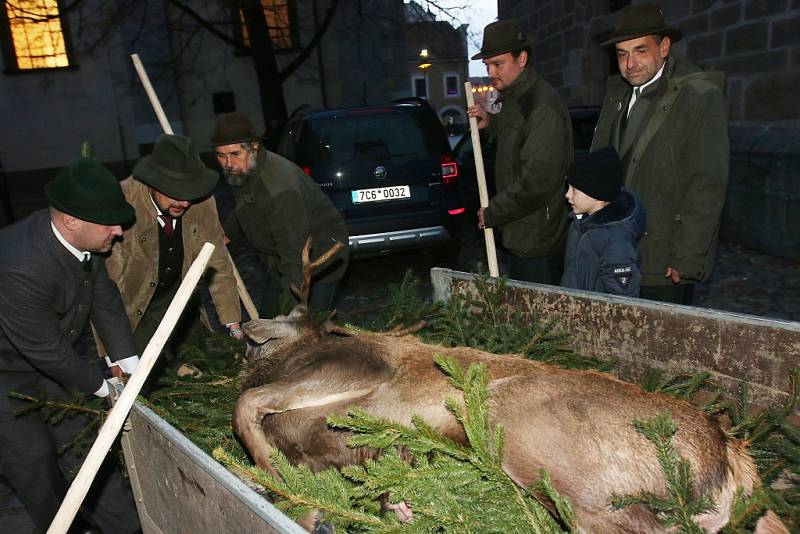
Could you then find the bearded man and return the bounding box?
[211,112,349,318]
[103,134,243,359]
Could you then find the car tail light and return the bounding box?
[448,207,465,215]
[302,166,313,176]
[441,154,458,186]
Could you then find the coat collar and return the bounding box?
[499,66,538,100]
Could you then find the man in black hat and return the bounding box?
[592,2,729,305]
[104,134,242,358]
[0,158,141,533]
[467,19,572,285]
[210,112,348,317]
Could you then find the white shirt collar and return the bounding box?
[150,195,175,230]
[51,222,90,263]
[628,61,666,114]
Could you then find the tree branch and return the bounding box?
[277,0,340,83]
[164,0,246,52]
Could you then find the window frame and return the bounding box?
[412,74,428,99]
[442,72,460,98]
[233,0,301,54]
[0,0,76,74]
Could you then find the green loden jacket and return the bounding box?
[482,66,572,258]
[101,177,241,357]
[225,149,349,294]
[592,55,729,287]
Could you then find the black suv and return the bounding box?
[277,99,464,256]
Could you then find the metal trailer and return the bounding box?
[119,267,798,534]
[121,402,305,534]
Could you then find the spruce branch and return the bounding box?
[610,413,716,533]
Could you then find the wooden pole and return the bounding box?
[47,243,216,534]
[464,82,500,277]
[130,53,259,320]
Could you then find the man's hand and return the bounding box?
[477,207,487,230]
[467,103,489,129]
[110,365,125,379]
[665,266,681,284]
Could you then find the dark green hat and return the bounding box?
[600,3,682,47]
[209,112,260,146]
[133,134,218,201]
[45,158,134,225]
[471,19,534,60]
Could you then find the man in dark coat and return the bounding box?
[0,158,141,533]
[210,112,349,318]
[468,19,572,285]
[591,3,729,304]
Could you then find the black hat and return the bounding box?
[471,19,534,60]
[209,112,260,146]
[133,134,218,201]
[566,147,624,202]
[45,158,135,225]
[600,3,682,47]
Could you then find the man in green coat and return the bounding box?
[592,3,729,305]
[468,19,572,285]
[211,112,349,317]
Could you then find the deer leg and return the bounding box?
[233,382,375,470]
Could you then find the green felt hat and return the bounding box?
[471,19,534,60]
[600,3,682,47]
[133,134,218,201]
[209,112,261,146]
[45,158,134,225]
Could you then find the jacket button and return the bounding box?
[137,310,143,316]
[140,236,147,242]
[168,247,174,252]
[77,304,84,311]
[82,280,90,286]
[149,282,156,287]
[69,329,77,335]
[165,267,172,273]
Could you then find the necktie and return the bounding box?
[81,252,91,272]
[159,215,174,237]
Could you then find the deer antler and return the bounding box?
[290,237,345,308]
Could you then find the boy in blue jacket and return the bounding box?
[561,147,646,297]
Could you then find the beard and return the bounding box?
[223,156,258,187]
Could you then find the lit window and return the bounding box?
[239,0,295,51]
[3,0,70,70]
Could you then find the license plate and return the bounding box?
[351,185,411,204]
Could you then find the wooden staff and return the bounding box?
[47,243,216,534]
[130,53,259,320]
[464,82,500,277]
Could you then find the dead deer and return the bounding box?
[233,240,785,533]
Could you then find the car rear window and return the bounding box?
[296,110,447,165]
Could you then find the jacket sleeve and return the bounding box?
[263,189,309,295]
[483,105,567,227]
[91,261,138,361]
[669,85,729,280]
[0,270,105,395]
[200,197,242,326]
[599,239,641,297]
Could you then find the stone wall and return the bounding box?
[497,0,800,260]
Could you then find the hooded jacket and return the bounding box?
[561,189,646,297]
[592,55,728,287]
[482,67,572,258]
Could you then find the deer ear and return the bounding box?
[242,319,301,344]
